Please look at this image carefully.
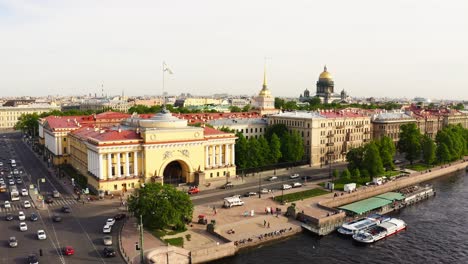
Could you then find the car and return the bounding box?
[24,200,31,208]
[114,213,126,220]
[188,186,200,194]
[103,247,116,257]
[243,191,257,197]
[9,236,17,247]
[63,246,75,256]
[260,188,271,194]
[30,213,39,221]
[103,235,113,246]
[267,176,278,181]
[5,214,14,221]
[62,206,71,213]
[282,184,292,190]
[37,229,47,240]
[53,190,60,198]
[292,182,303,188]
[18,211,26,220]
[103,225,112,234]
[4,201,11,208]
[45,196,54,204]
[16,178,22,184]
[106,218,116,226]
[21,188,28,196]
[221,182,234,189]
[7,174,12,179]
[290,173,300,179]
[28,254,39,264]
[52,214,62,222]
[8,179,14,185]
[301,176,312,181]
[13,169,19,175]
[19,222,28,231]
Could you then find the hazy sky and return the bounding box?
[1,0,467,100]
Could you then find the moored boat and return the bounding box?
[337,214,388,235]
[352,218,406,243]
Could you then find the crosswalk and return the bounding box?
[1,198,77,213]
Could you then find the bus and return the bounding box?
[9,186,19,201]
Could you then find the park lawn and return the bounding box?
[273,188,329,203]
[406,163,432,172]
[382,170,401,177]
[150,229,183,239]
[164,237,184,247]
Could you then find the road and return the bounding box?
[0,132,126,264]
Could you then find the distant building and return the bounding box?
[0,103,60,129]
[252,67,279,115]
[371,111,416,143]
[208,118,268,139]
[80,97,131,113]
[300,66,349,104]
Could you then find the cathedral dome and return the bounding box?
[319,66,333,81]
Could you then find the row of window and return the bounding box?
[236,127,265,134]
[209,171,228,178]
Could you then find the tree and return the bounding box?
[341,169,351,180]
[247,137,261,168]
[235,133,249,169]
[436,143,450,164]
[265,124,288,141]
[127,183,193,231]
[453,103,464,110]
[284,101,298,110]
[398,123,422,164]
[274,98,285,109]
[346,146,365,171]
[421,135,436,165]
[257,136,271,166]
[242,104,251,112]
[307,97,322,107]
[14,113,40,136]
[378,136,396,170]
[333,169,339,179]
[269,133,282,164]
[229,106,242,113]
[362,142,384,179]
[352,168,361,179]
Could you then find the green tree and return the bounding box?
[346,146,365,171]
[421,135,436,165]
[218,126,235,133]
[269,133,282,164]
[247,137,261,168]
[128,105,152,114]
[398,123,422,164]
[229,106,242,113]
[453,103,464,110]
[436,143,450,164]
[378,136,396,170]
[235,133,249,169]
[289,131,305,162]
[340,169,351,180]
[307,97,322,107]
[333,169,339,179]
[265,124,289,141]
[274,98,286,109]
[242,104,251,112]
[284,101,298,110]
[362,142,384,179]
[14,113,40,136]
[352,168,361,179]
[127,183,193,231]
[257,136,271,166]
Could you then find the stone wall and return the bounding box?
[190,242,237,264]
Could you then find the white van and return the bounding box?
[223,197,244,208]
[10,160,16,167]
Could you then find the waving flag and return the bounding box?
[163,62,173,74]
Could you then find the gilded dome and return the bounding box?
[319,65,333,80]
[259,87,272,97]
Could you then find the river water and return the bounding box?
[212,171,468,264]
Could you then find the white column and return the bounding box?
[125,152,130,177]
[224,144,229,165]
[133,151,138,176]
[205,146,209,166]
[99,154,103,179]
[211,146,215,167]
[108,153,113,179]
[218,144,222,166]
[231,143,235,165]
[116,153,121,177]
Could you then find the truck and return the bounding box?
[9,186,19,201]
[223,196,244,208]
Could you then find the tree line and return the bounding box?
[274,97,402,112]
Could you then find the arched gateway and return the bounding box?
[163,160,189,185]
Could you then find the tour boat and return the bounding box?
[337,214,388,236]
[352,218,406,243]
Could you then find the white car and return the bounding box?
[267,176,278,181]
[13,169,19,175]
[37,230,47,240]
[103,235,113,246]
[260,188,271,194]
[103,225,112,234]
[290,173,300,179]
[8,179,14,185]
[21,188,28,196]
[292,182,303,188]
[24,200,31,208]
[106,218,116,226]
[18,211,26,221]
[4,201,11,208]
[282,184,292,190]
[19,222,28,231]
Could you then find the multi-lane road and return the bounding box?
[0,132,126,264]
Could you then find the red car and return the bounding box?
[188,187,200,195]
[63,246,75,256]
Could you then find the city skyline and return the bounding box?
[1,0,467,100]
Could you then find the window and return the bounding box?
[120,153,123,158]
[210,173,213,178]
[111,154,114,159]
[114,185,118,190]
[63,138,66,142]
[129,153,132,158]
[63,147,67,154]
[131,183,135,188]
[217,172,220,177]
[111,167,115,176]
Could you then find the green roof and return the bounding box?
[338,197,392,215]
[375,192,405,201]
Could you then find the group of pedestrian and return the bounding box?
[263,219,270,228]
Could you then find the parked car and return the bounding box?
[19,222,28,231]
[290,173,300,179]
[63,246,75,256]
[114,213,126,220]
[103,225,112,234]
[37,230,47,240]
[5,214,14,221]
[28,254,39,264]
[103,235,113,246]
[243,191,257,197]
[23,200,31,208]
[103,247,116,257]
[53,190,60,198]
[106,218,116,226]
[221,182,234,189]
[188,186,200,194]
[18,211,26,221]
[282,184,292,190]
[8,179,14,185]
[15,178,22,184]
[21,188,28,196]
[267,176,278,181]
[30,213,39,221]
[9,236,17,247]
[52,214,62,222]
[45,196,54,204]
[4,201,11,208]
[62,206,71,213]
[260,188,271,194]
[292,182,303,188]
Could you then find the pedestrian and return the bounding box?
[264,219,266,227]
[214,208,217,215]
[267,222,270,228]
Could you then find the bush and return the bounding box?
[164,237,184,247]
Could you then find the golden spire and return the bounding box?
[324,65,327,72]
[263,60,267,89]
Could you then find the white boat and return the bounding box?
[337,214,388,235]
[352,218,406,243]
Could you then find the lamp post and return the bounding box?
[258,170,262,198]
[139,214,144,264]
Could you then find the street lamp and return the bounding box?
[37,178,45,194]
[138,214,144,264]
[258,170,262,198]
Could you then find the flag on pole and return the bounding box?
[163,62,173,74]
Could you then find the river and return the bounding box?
[212,171,468,264]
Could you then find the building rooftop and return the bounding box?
[208,118,268,126]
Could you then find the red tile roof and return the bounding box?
[203,126,228,136]
[173,112,261,124]
[90,129,141,142]
[319,110,366,118]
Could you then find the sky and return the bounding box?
[0,0,467,100]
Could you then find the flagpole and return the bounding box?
[162,61,166,110]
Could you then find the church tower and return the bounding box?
[316,65,335,104]
[252,63,278,115]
